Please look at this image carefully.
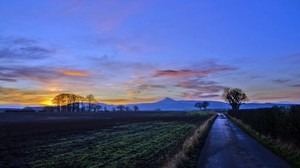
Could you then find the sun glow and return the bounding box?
[41,99,53,106]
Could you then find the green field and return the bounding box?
[0,111,213,167]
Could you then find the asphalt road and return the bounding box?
[197,114,291,168]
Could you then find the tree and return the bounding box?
[133,105,139,112]
[125,106,130,112]
[202,101,209,111]
[104,106,109,112]
[68,94,77,112]
[195,102,209,111]
[116,105,125,111]
[95,104,102,112]
[52,94,63,112]
[194,102,203,110]
[86,94,96,112]
[222,88,248,111]
[75,95,85,112]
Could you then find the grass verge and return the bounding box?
[227,115,300,168]
[163,114,217,168]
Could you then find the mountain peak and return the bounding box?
[159,97,177,103]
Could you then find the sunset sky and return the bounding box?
[1,0,300,106]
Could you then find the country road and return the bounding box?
[197,114,291,168]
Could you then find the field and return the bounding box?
[0,111,213,167]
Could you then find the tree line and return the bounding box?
[51,93,139,112]
[51,93,99,112]
[51,88,249,112]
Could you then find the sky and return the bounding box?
[0,0,300,106]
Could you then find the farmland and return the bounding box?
[0,111,214,167]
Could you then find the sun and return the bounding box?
[41,99,53,106]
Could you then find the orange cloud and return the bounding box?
[0,86,58,105]
[59,69,90,77]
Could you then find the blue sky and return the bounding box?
[0,0,300,105]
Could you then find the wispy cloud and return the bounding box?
[152,66,235,78]
[290,84,300,88]
[273,79,290,84]
[59,69,90,77]
[0,66,92,83]
[0,78,17,82]
[252,92,300,102]
[277,53,300,62]
[1,36,36,45]
[174,78,226,100]
[198,94,220,98]
[100,97,159,105]
[0,36,55,60]
[128,84,166,96]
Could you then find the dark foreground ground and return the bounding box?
[0,111,210,167]
[197,114,291,168]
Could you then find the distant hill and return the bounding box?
[1,98,293,112]
[116,98,292,111]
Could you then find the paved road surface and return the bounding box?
[197,114,290,168]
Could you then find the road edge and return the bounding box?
[163,114,217,168]
[227,115,299,168]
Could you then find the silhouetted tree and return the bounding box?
[195,102,203,110]
[68,94,77,112]
[95,104,102,112]
[52,93,73,112]
[116,105,125,111]
[125,106,130,112]
[202,101,209,110]
[222,88,248,111]
[75,95,85,112]
[133,105,139,112]
[86,94,96,112]
[52,94,63,112]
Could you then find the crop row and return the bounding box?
[30,121,199,167]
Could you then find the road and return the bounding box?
[197,114,290,168]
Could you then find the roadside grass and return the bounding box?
[228,115,300,168]
[163,114,217,168]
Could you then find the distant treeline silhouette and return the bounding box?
[49,93,139,112]
[51,93,99,112]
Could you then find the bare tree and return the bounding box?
[125,106,130,112]
[116,105,125,112]
[133,105,139,112]
[75,95,85,112]
[194,102,203,111]
[86,94,96,112]
[202,101,209,111]
[52,94,63,112]
[222,88,248,111]
[95,104,102,112]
